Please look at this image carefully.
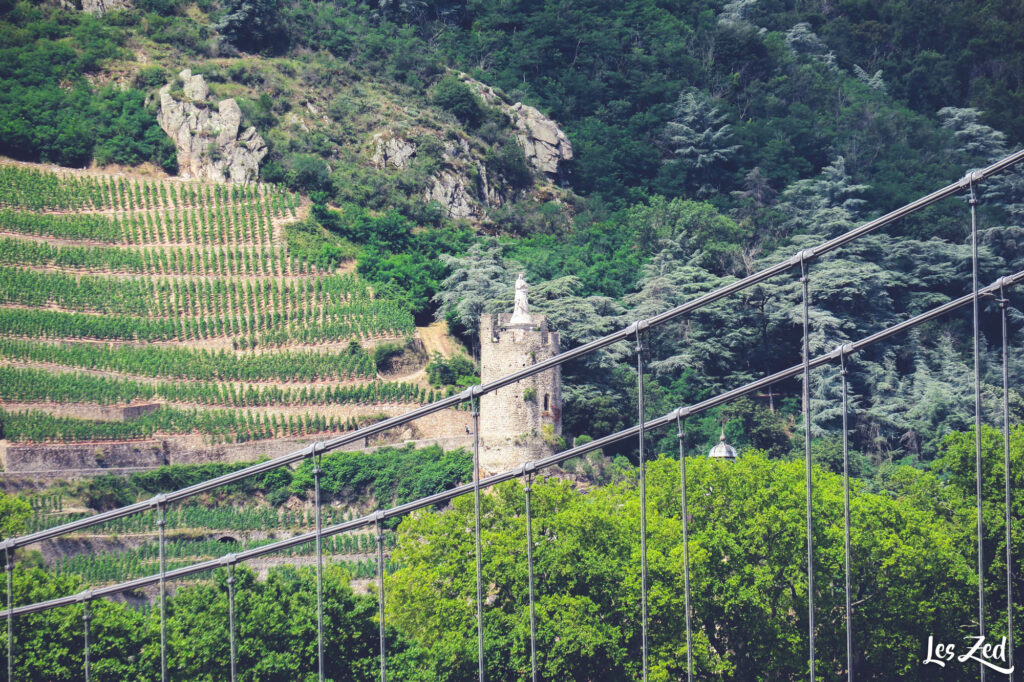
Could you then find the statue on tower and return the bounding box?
[510,272,531,325]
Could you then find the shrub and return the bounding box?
[431,75,482,127]
[425,352,476,387]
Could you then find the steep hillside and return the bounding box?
[0,161,470,463]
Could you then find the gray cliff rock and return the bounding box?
[372,133,418,170]
[459,74,573,178]
[422,138,504,220]
[509,102,574,176]
[156,70,268,184]
[81,0,128,14]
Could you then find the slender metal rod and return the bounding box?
[227,564,237,682]
[676,414,693,682]
[801,256,815,681]
[524,471,538,682]
[7,270,1024,620]
[157,503,167,682]
[636,328,649,681]
[313,456,324,682]
[5,547,12,682]
[376,516,387,682]
[12,150,1024,553]
[840,353,853,681]
[970,181,987,682]
[82,601,90,682]
[472,397,485,682]
[999,285,1015,682]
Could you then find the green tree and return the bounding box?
[387,454,976,680]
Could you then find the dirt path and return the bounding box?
[418,320,466,358]
[389,321,468,385]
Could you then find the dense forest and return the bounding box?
[1,0,1024,678]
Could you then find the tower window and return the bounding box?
[543,394,549,411]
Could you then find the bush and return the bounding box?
[373,342,405,371]
[425,352,476,387]
[78,474,134,511]
[431,75,482,127]
[285,154,331,193]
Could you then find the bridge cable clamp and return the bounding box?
[958,169,987,189]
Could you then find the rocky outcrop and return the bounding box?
[458,74,573,178]
[156,70,268,184]
[81,0,128,14]
[372,132,417,170]
[422,138,506,220]
[509,102,574,176]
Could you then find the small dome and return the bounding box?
[708,426,737,461]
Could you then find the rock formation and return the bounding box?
[372,132,417,170]
[156,70,268,184]
[422,138,506,220]
[459,74,574,178]
[81,0,128,15]
[508,101,574,176]
[368,73,573,220]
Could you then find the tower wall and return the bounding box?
[479,312,561,475]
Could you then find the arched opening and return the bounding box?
[543,394,549,411]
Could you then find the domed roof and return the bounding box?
[708,426,737,461]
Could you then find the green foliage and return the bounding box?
[388,454,977,680]
[215,0,283,52]
[77,474,134,512]
[431,74,483,127]
[0,6,172,169]
[290,443,472,508]
[0,563,399,680]
[0,492,31,539]
[425,352,476,387]
[283,216,358,271]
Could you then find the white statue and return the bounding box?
[510,272,530,324]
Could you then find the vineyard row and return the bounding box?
[0,164,298,214]
[0,304,413,344]
[0,267,379,320]
[0,339,378,382]
[0,406,381,444]
[30,505,387,535]
[0,237,318,278]
[0,197,295,247]
[0,366,434,407]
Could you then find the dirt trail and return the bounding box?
[391,321,468,385]
[418,320,466,358]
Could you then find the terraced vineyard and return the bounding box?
[0,161,423,447]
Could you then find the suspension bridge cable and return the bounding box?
[227,561,237,682]
[375,513,387,682]
[636,327,650,681]
[7,270,1024,621]
[471,394,486,682]
[676,414,693,682]
[5,546,12,682]
[999,283,1015,682]
[313,454,325,682]
[970,180,987,682]
[7,150,1023,552]
[82,599,90,682]
[800,255,816,681]
[524,466,538,682]
[157,500,167,682]
[840,350,853,681]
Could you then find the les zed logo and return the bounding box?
[924,635,1015,675]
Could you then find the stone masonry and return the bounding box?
[479,312,561,476]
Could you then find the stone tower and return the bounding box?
[479,279,562,476]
